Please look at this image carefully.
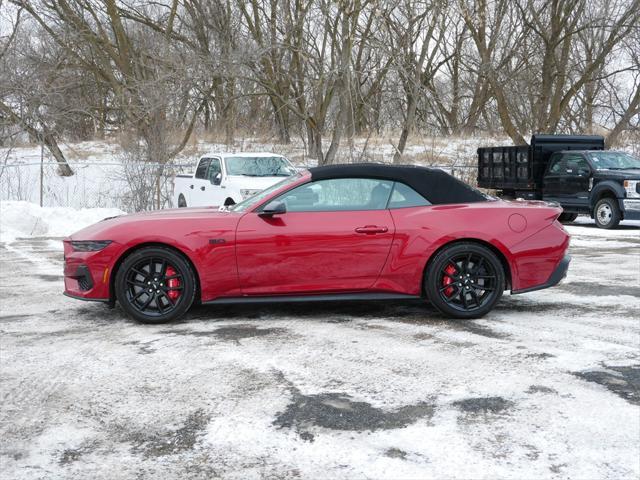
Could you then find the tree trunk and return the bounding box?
[606,85,640,148]
[306,117,323,162]
[393,93,418,164]
[270,96,291,144]
[0,101,74,176]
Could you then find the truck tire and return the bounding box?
[178,194,187,208]
[558,212,578,224]
[594,198,621,229]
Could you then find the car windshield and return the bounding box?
[588,152,640,170]
[230,173,303,212]
[225,156,297,177]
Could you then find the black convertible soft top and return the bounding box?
[309,163,487,205]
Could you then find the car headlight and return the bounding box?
[240,189,261,199]
[70,240,112,251]
[623,180,640,198]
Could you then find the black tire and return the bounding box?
[594,197,621,229]
[558,212,578,224]
[115,247,196,324]
[424,242,505,319]
[500,191,516,201]
[178,194,187,208]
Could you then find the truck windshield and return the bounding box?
[230,173,303,212]
[589,152,640,170]
[225,156,297,177]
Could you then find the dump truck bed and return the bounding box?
[477,135,605,192]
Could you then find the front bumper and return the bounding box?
[622,199,640,220]
[63,240,120,302]
[512,254,571,294]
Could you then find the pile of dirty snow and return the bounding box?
[0,201,124,243]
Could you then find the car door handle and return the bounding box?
[355,225,388,234]
[200,186,206,191]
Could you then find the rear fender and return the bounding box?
[376,203,563,295]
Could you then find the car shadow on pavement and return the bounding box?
[184,300,440,323]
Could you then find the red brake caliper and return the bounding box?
[165,266,181,301]
[442,264,457,297]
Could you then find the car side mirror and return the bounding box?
[259,200,286,217]
[578,169,590,177]
[211,172,222,186]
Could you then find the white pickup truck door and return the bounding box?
[190,157,225,207]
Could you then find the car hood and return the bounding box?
[68,207,241,241]
[594,169,640,180]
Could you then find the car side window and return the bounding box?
[548,154,565,174]
[208,158,222,183]
[388,182,431,208]
[195,158,211,179]
[564,155,589,175]
[274,178,393,212]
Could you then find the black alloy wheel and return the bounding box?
[115,247,196,323]
[425,242,505,319]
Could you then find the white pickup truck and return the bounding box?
[174,152,297,208]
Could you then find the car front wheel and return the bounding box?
[115,247,196,324]
[594,198,621,229]
[425,242,505,319]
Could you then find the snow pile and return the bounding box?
[0,201,124,243]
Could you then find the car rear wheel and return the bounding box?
[425,242,505,319]
[594,198,621,229]
[115,247,196,324]
[558,212,578,223]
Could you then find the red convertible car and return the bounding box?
[64,164,570,323]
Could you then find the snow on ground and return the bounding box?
[0,201,124,243]
[0,208,638,479]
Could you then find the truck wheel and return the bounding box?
[594,198,621,229]
[178,194,187,208]
[558,212,578,224]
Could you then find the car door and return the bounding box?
[562,154,591,208]
[191,157,225,206]
[204,157,226,206]
[235,177,396,295]
[190,158,211,206]
[543,153,567,203]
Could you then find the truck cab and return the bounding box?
[542,150,640,228]
[174,153,297,208]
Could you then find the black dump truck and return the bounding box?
[477,134,640,229]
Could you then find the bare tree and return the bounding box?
[1,0,637,170]
[383,0,448,163]
[0,4,74,175]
